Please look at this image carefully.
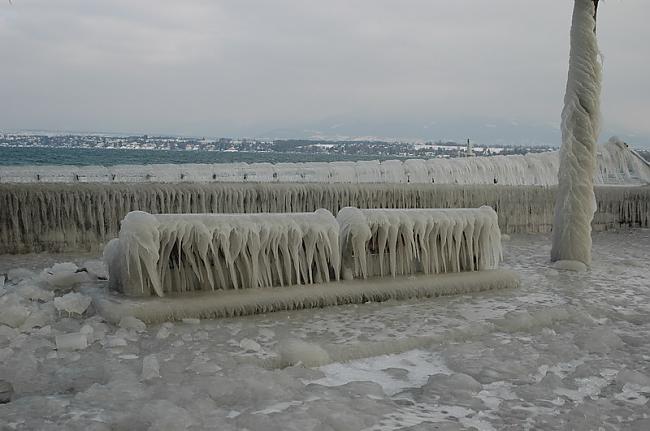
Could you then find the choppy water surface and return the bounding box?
[0,147,388,166]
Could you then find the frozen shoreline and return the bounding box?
[2,139,649,186]
[1,230,649,429]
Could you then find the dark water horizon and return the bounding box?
[0,146,401,166]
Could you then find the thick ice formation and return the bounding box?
[105,209,341,297]
[551,0,602,266]
[99,206,509,316]
[337,207,502,280]
[1,139,648,185]
[53,292,92,316]
[2,182,648,255]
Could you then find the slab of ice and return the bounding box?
[53,292,92,316]
[16,284,55,302]
[141,354,160,380]
[118,316,146,333]
[0,304,31,328]
[55,332,88,351]
[239,338,262,352]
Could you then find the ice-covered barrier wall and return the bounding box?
[1,183,648,254]
[1,139,648,186]
[337,207,501,280]
[105,210,340,297]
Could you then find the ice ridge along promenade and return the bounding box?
[1,138,649,186]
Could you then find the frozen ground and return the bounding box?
[1,230,649,430]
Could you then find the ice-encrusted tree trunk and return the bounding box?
[551,0,601,266]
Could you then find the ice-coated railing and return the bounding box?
[2,183,648,255]
[2,139,648,186]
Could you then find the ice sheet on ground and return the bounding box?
[0,230,650,430]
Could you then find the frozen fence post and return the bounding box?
[551,0,601,266]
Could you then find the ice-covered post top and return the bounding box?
[551,0,601,267]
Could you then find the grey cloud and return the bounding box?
[1,1,648,146]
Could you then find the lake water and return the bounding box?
[0,147,391,166]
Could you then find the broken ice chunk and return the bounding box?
[105,336,128,347]
[19,309,53,332]
[239,338,262,352]
[142,354,160,380]
[119,316,146,332]
[0,305,31,328]
[6,268,37,285]
[53,292,92,316]
[156,324,172,339]
[81,259,109,280]
[40,262,89,290]
[55,332,88,351]
[16,284,55,302]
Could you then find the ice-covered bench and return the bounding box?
[96,207,516,323]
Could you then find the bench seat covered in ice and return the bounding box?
[336,207,502,280]
[105,209,341,297]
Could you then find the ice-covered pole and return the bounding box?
[551,0,601,266]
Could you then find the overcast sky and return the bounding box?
[1,1,649,146]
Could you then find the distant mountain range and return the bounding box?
[260,117,649,149]
[4,117,649,149]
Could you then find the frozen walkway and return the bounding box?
[1,230,649,430]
